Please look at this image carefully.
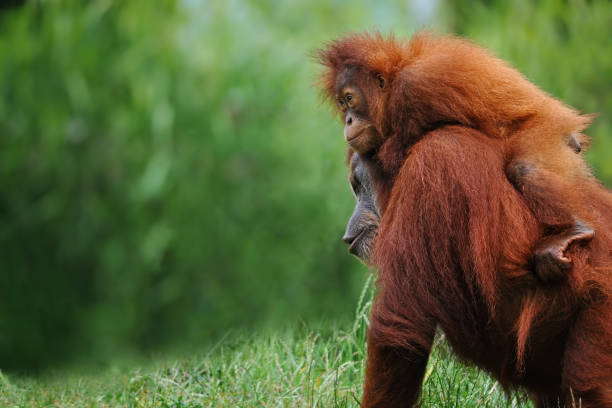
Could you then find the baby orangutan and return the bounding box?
[319,32,597,283]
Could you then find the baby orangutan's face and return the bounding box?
[335,67,385,155]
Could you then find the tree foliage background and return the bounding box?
[0,0,610,371]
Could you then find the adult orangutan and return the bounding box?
[343,135,612,407]
[318,32,597,283]
[342,151,380,264]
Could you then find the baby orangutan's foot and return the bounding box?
[533,221,595,283]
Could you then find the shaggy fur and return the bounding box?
[320,32,612,407]
[318,32,594,216]
[364,127,612,407]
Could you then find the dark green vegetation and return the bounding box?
[0,0,610,384]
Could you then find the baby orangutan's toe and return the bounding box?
[533,221,594,283]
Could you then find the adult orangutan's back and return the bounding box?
[363,125,612,407]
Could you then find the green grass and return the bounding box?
[0,278,531,408]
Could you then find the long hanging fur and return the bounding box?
[318,32,594,212]
[366,127,612,407]
[320,32,612,407]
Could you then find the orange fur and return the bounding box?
[319,33,612,407]
[318,32,594,212]
[365,127,612,407]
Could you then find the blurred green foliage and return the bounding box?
[0,0,609,371]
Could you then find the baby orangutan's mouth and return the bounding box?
[345,125,382,156]
[346,126,367,142]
